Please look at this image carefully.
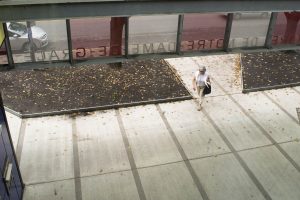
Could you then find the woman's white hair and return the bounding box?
[198,65,206,71]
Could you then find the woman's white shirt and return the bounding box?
[195,71,209,86]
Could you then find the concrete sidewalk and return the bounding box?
[6,55,300,200]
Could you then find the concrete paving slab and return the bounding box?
[81,171,140,200]
[5,111,22,150]
[239,146,300,200]
[190,153,265,200]
[75,110,130,177]
[23,179,76,200]
[159,100,230,159]
[232,92,300,143]
[280,141,300,167]
[165,57,199,72]
[211,74,241,94]
[191,55,239,77]
[20,116,74,184]
[119,105,182,168]
[204,95,271,150]
[264,88,300,120]
[139,162,203,200]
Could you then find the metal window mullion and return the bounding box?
[66,19,74,65]
[3,23,14,68]
[265,12,278,49]
[223,13,233,51]
[26,21,36,62]
[176,15,184,55]
[125,17,129,58]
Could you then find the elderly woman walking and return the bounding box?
[192,66,210,111]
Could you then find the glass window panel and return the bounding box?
[8,21,30,63]
[129,15,178,55]
[272,12,300,45]
[229,12,271,48]
[8,20,68,63]
[181,13,227,51]
[0,42,8,65]
[71,17,125,60]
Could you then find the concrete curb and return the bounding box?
[4,96,192,119]
[4,106,22,118]
[4,59,193,118]
[242,82,300,93]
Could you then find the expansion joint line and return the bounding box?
[115,109,147,200]
[156,104,210,200]
[72,118,83,200]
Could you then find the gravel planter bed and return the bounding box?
[0,59,191,116]
[241,51,300,92]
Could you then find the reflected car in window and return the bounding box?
[233,12,270,20]
[7,22,48,52]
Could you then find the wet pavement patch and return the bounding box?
[0,59,191,115]
[241,51,300,92]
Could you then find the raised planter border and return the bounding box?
[4,95,192,118]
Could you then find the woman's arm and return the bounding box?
[192,76,196,90]
[207,75,211,84]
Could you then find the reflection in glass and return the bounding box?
[229,12,271,48]
[272,12,300,45]
[181,13,227,51]
[71,17,125,60]
[8,20,68,63]
[7,21,30,63]
[129,15,178,55]
[0,43,8,65]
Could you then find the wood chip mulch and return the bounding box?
[0,59,191,115]
[241,51,300,90]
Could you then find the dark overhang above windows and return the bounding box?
[0,0,300,21]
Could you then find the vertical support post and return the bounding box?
[125,17,129,58]
[223,13,233,51]
[110,17,126,57]
[26,21,36,62]
[66,19,74,65]
[176,15,184,55]
[265,12,278,49]
[3,23,14,68]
